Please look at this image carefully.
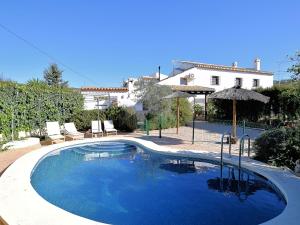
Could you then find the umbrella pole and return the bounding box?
[176,97,179,134]
[232,98,237,143]
[192,97,195,144]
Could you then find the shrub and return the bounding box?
[72,106,138,132]
[253,128,287,164]
[147,112,176,130]
[105,106,138,132]
[71,110,106,131]
[114,107,138,132]
[253,125,300,169]
[105,105,123,121]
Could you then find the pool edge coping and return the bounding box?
[0,136,299,225]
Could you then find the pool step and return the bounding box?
[76,145,136,153]
[78,142,136,152]
[74,144,136,155]
[72,146,135,158]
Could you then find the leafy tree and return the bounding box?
[134,77,193,129]
[194,103,204,118]
[288,51,300,80]
[134,78,172,115]
[43,63,68,87]
[171,98,193,125]
[280,82,300,120]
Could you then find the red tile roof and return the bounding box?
[81,87,128,93]
[180,61,273,75]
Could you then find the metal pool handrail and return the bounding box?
[220,131,232,166]
[238,134,251,169]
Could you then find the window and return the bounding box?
[180,78,188,85]
[235,78,243,87]
[253,79,259,87]
[211,76,220,85]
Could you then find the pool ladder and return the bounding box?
[220,132,232,166]
[220,133,251,169]
[238,134,251,169]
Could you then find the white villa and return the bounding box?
[158,58,273,104]
[81,58,273,111]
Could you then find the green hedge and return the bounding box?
[0,81,84,141]
[72,107,138,132]
[209,81,300,123]
[210,99,266,122]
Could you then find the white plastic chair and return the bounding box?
[91,121,103,137]
[104,120,117,135]
[64,122,84,140]
[46,121,65,144]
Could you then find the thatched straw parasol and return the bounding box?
[208,86,270,142]
[163,91,193,134]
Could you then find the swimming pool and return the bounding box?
[30,141,286,225]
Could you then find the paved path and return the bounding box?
[0,145,41,175]
[137,121,263,155]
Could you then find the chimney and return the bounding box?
[254,58,261,71]
[158,66,161,81]
[232,61,238,68]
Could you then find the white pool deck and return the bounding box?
[0,137,300,225]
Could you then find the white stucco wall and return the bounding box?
[159,67,273,90]
[81,91,142,111]
[159,67,273,105]
[82,66,273,111]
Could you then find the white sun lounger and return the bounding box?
[46,121,65,144]
[91,121,104,137]
[104,120,117,135]
[64,122,85,140]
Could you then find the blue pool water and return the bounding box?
[31,141,286,225]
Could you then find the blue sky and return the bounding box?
[0,0,299,87]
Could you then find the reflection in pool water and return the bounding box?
[31,142,286,225]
